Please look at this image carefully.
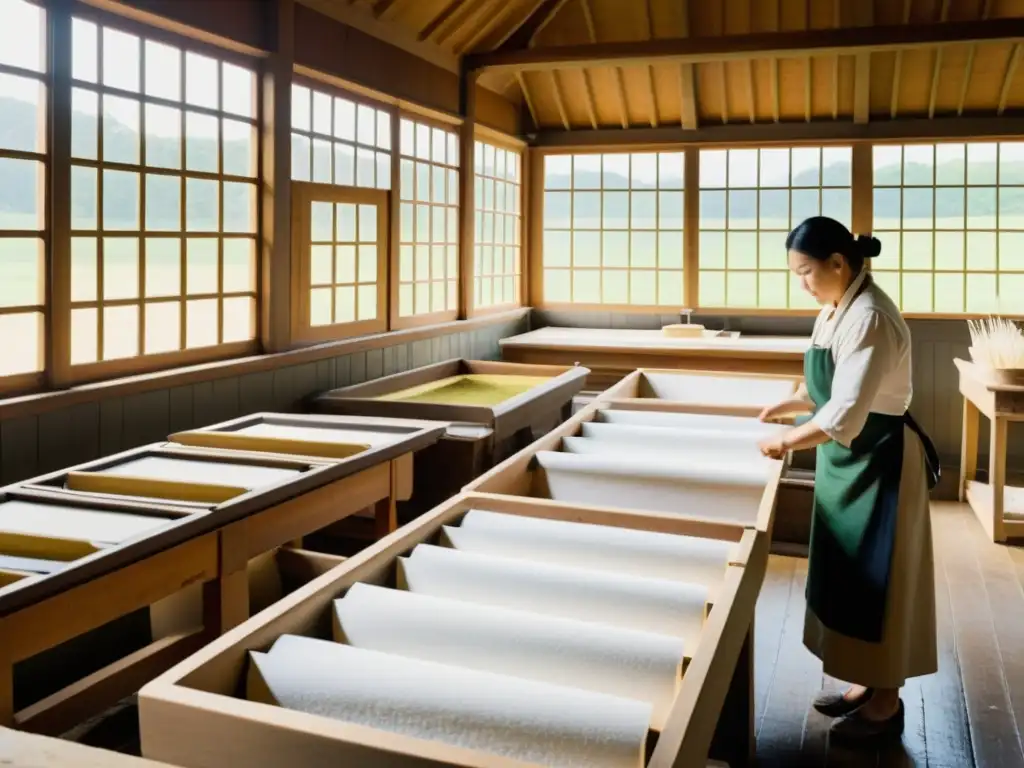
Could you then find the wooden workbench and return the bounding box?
[499,327,810,390]
[956,358,1024,542]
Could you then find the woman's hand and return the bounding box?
[758,435,789,459]
[758,397,813,423]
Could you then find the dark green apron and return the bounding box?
[804,323,939,644]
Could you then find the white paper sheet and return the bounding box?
[561,434,775,471]
[444,508,734,586]
[398,544,708,645]
[0,499,172,544]
[333,582,685,729]
[596,408,783,437]
[249,634,651,768]
[641,372,795,407]
[535,450,768,525]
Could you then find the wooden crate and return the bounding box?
[137,491,769,768]
[0,415,444,735]
[499,327,810,382]
[309,360,589,517]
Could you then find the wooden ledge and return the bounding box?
[0,309,529,422]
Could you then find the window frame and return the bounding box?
[0,0,50,397]
[56,2,264,387]
[471,136,525,316]
[290,181,389,344]
[391,110,461,330]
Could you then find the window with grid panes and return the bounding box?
[398,118,459,317]
[308,195,383,328]
[542,153,685,306]
[697,147,852,309]
[0,0,47,382]
[69,17,259,365]
[474,141,521,309]
[872,142,1024,314]
[291,84,391,189]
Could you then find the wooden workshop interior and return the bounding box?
[1,0,1023,765]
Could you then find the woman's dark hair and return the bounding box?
[785,216,881,273]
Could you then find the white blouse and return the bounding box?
[805,269,913,448]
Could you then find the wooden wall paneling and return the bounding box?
[0,417,38,486]
[121,391,172,452]
[260,0,294,354]
[168,386,196,434]
[96,0,267,54]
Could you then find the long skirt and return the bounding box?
[802,424,938,689]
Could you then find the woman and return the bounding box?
[757,216,939,745]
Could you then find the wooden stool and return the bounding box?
[956,359,1024,542]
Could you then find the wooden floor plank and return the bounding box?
[755,555,798,727]
[755,557,823,767]
[969,508,1024,764]
[917,504,973,768]
[937,506,1023,768]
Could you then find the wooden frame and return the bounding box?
[393,113,461,329]
[499,326,809,391]
[0,1,49,398]
[309,358,588,442]
[137,490,769,768]
[290,182,390,343]
[470,138,524,314]
[602,368,804,419]
[63,3,263,385]
[956,359,1024,543]
[1,728,180,767]
[464,396,784,538]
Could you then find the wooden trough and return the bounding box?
[309,359,589,518]
[136,491,769,768]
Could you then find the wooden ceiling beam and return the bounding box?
[549,71,571,130]
[529,116,1024,148]
[417,0,460,41]
[465,19,1024,73]
[497,0,574,51]
[516,72,540,128]
[959,0,991,116]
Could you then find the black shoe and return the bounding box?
[829,699,905,745]
[812,687,874,717]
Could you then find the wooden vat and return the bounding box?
[137,491,768,768]
[309,359,589,518]
[465,400,785,535]
[0,415,444,735]
[499,327,810,389]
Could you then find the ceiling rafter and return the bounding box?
[497,0,574,51]
[464,18,1024,73]
[803,0,811,123]
[958,0,992,116]
[417,0,460,41]
[640,0,658,128]
[437,0,503,47]
[998,44,1022,115]
[678,0,697,130]
[770,0,780,123]
[853,0,872,124]
[927,0,952,118]
[516,72,540,128]
[890,0,913,119]
[549,71,571,130]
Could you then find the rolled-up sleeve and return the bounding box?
[810,311,897,447]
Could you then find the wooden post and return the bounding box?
[48,0,73,389]
[458,65,478,319]
[959,398,979,502]
[991,417,1007,542]
[260,0,295,352]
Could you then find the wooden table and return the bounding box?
[956,359,1024,542]
[499,327,810,390]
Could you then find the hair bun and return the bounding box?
[855,234,882,259]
